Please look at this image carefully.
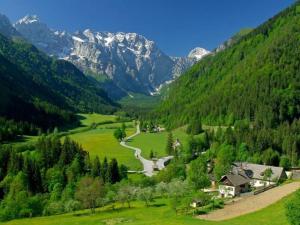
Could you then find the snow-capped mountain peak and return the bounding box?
[15,15,40,25]
[188,47,210,60]
[12,14,209,99]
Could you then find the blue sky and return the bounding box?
[0,0,294,56]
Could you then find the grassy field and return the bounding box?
[129,126,189,159]
[68,124,141,170]
[7,113,141,170]
[65,114,141,170]
[77,113,117,127]
[0,192,293,225]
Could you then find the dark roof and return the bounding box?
[233,162,286,181]
[220,173,250,187]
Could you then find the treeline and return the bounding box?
[154,2,300,129]
[0,135,127,221]
[0,117,38,142]
[0,28,118,136]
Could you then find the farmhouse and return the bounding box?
[218,162,287,197]
[219,172,250,198]
[233,162,287,188]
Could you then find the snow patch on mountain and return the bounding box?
[13,15,210,99]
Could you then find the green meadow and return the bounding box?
[66,114,141,170]
[68,125,141,170]
[0,193,293,225]
[130,127,189,159]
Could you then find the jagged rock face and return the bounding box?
[14,15,73,58]
[14,15,210,98]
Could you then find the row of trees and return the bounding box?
[75,176,215,215]
[0,117,38,143]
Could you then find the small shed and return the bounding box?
[190,199,205,208]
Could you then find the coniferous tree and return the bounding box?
[91,156,101,178]
[166,132,174,155]
[102,157,109,182]
[121,123,127,139]
[108,158,120,184]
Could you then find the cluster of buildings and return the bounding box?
[218,162,287,197]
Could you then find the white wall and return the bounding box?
[219,185,235,197]
[250,179,275,188]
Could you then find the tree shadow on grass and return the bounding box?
[151,203,166,207]
[72,206,137,217]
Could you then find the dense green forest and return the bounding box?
[148,2,300,169]
[0,30,119,140]
[155,2,300,129]
[0,135,127,220]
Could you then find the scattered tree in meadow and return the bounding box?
[75,177,105,213]
[113,128,123,141]
[117,185,136,208]
[137,187,154,207]
[121,123,127,138]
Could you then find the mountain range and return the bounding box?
[0,13,117,129]
[13,15,210,99]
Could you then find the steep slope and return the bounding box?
[0,15,117,128]
[14,15,210,99]
[156,2,300,128]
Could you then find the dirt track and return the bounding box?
[198,182,300,221]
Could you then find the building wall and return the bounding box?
[250,179,275,188]
[219,185,236,197]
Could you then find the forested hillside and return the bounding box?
[156,2,300,129]
[0,31,117,138]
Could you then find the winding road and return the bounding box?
[120,125,173,176]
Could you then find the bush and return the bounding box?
[286,190,300,225]
[43,201,65,216]
[64,200,81,213]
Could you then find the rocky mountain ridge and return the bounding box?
[13,15,210,99]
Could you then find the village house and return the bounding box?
[218,162,287,197]
[219,172,250,198]
[233,162,287,188]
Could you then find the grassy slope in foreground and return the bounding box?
[0,189,294,225]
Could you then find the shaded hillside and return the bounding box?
[0,32,117,129]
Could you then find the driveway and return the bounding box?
[198,182,300,221]
[120,125,173,176]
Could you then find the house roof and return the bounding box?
[220,173,250,187]
[233,162,286,182]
